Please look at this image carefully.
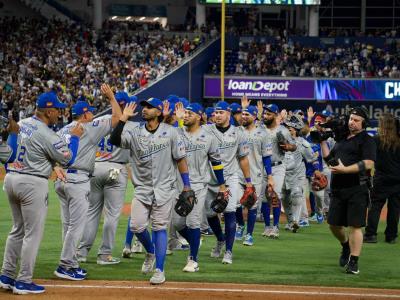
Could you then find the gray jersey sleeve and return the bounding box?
[171,127,186,160]
[261,130,273,157]
[208,134,221,163]
[8,117,72,177]
[87,117,112,144]
[298,137,316,163]
[236,128,249,158]
[0,144,12,164]
[120,121,140,150]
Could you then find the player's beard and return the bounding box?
[263,118,274,126]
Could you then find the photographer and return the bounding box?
[364,113,400,244]
[320,107,376,275]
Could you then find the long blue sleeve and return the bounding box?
[67,135,80,166]
[6,133,18,163]
[262,156,272,175]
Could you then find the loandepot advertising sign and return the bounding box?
[204,76,315,99]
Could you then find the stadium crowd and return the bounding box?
[209,25,400,78]
[0,17,205,124]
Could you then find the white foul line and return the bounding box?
[42,284,400,299]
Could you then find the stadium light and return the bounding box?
[111,16,117,20]
[153,17,159,21]
[126,16,131,20]
[139,17,146,21]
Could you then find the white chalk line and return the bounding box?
[41,283,400,298]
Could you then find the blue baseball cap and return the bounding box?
[166,95,180,104]
[179,97,189,108]
[115,92,131,106]
[129,95,138,103]
[229,103,242,114]
[264,104,279,114]
[72,101,96,116]
[36,92,67,109]
[243,105,258,117]
[205,107,215,118]
[186,103,204,116]
[316,109,332,118]
[140,97,163,111]
[215,101,230,112]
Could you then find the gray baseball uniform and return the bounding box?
[173,126,221,231]
[118,122,186,232]
[259,125,293,203]
[55,116,112,269]
[2,116,74,283]
[203,124,249,216]
[283,136,315,223]
[77,122,130,259]
[241,126,272,208]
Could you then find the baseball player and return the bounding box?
[204,101,253,265]
[109,97,191,285]
[0,117,18,164]
[172,102,227,272]
[260,104,296,238]
[76,92,136,265]
[0,92,83,294]
[54,84,121,281]
[235,105,274,246]
[282,115,316,232]
[302,119,326,224]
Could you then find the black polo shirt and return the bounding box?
[374,136,400,184]
[328,130,376,190]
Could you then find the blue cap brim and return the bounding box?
[53,102,67,109]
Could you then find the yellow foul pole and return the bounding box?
[220,0,225,100]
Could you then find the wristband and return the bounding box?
[245,177,252,183]
[181,172,191,187]
[357,161,366,173]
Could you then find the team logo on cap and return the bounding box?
[46,102,53,107]
[83,107,88,112]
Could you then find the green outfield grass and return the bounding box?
[0,182,399,289]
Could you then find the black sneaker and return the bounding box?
[345,260,360,275]
[385,238,397,244]
[363,234,377,243]
[339,248,350,267]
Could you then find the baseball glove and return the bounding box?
[311,172,328,191]
[276,131,288,154]
[211,189,231,213]
[240,186,257,208]
[174,189,197,217]
[265,186,280,208]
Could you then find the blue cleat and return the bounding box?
[242,234,254,246]
[73,267,87,276]
[235,225,244,241]
[0,275,15,290]
[316,213,324,224]
[13,281,45,295]
[54,266,86,281]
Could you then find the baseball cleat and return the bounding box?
[141,253,156,274]
[210,240,225,258]
[262,226,273,237]
[0,275,15,290]
[235,225,244,241]
[299,220,310,227]
[150,269,165,285]
[243,234,254,246]
[269,226,280,239]
[132,241,143,253]
[345,260,360,275]
[183,257,199,272]
[292,222,300,233]
[54,266,86,281]
[97,255,120,265]
[73,267,87,276]
[222,250,233,264]
[339,248,350,267]
[12,281,45,295]
[122,246,132,258]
